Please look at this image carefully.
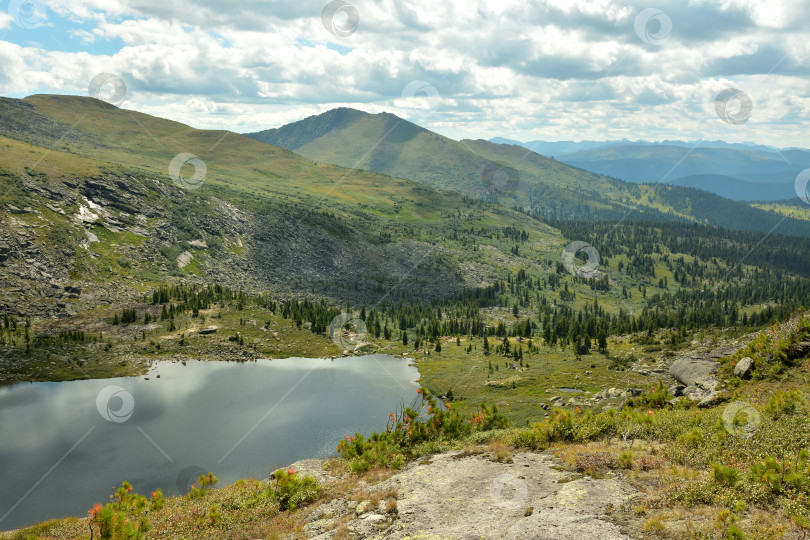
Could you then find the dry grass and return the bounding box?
[323,514,354,538]
[488,440,514,463]
[262,511,306,539]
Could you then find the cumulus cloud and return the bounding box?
[0,0,806,147]
[0,12,13,29]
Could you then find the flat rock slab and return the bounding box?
[669,357,720,387]
[365,451,635,539]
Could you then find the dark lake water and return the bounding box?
[0,354,420,531]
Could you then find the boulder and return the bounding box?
[177,251,193,269]
[670,357,720,387]
[734,356,754,379]
[63,285,82,297]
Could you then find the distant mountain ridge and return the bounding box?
[489,137,810,202]
[666,174,798,201]
[247,108,810,236]
[489,137,801,155]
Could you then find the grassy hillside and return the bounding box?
[249,108,646,218]
[248,109,810,237]
[0,95,575,310]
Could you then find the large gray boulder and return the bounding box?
[734,356,755,379]
[669,357,720,387]
[670,356,722,403]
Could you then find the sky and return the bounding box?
[0,0,808,147]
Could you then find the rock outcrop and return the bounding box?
[733,356,755,379]
[668,342,742,404]
[294,450,636,539]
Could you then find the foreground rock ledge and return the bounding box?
[294,450,637,539]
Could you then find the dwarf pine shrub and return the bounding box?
[269,468,321,511]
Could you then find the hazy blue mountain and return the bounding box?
[488,138,621,157]
[666,174,797,201]
[488,138,793,156]
[554,145,810,200]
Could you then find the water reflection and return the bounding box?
[0,354,419,531]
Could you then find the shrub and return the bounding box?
[726,525,746,539]
[625,380,674,410]
[642,515,664,533]
[538,409,574,443]
[748,450,810,497]
[268,468,321,511]
[764,390,806,419]
[206,504,221,526]
[574,451,618,474]
[337,388,509,472]
[87,482,152,540]
[679,427,704,448]
[188,472,218,499]
[712,463,740,487]
[149,489,165,512]
[89,505,150,540]
[488,440,513,463]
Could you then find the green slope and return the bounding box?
[249,107,629,215]
[248,109,810,237]
[0,95,572,313]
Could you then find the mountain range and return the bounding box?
[248,108,809,234]
[2,95,809,326]
[488,137,795,156]
[489,137,810,202]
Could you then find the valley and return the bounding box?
[2,83,810,540]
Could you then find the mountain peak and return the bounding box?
[247,107,424,151]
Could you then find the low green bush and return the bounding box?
[336,388,509,472]
[268,468,321,511]
[87,482,161,540]
[187,472,218,499]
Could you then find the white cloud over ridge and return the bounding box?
[0,0,807,147]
